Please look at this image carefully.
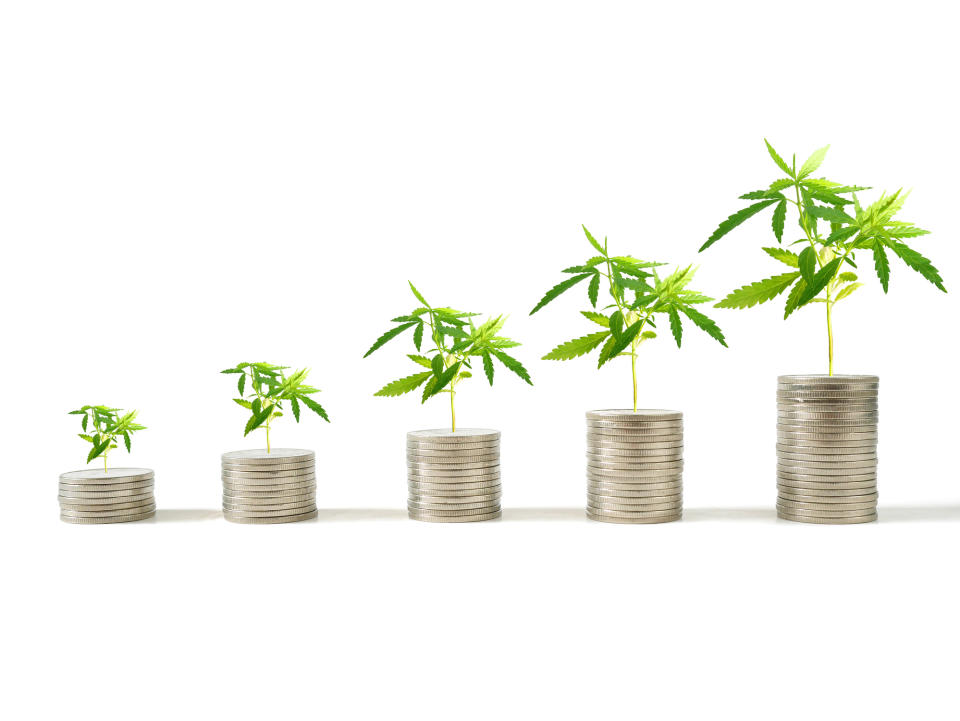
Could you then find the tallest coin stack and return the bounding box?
[776,375,879,524]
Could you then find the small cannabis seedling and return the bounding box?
[701,139,946,374]
[69,405,146,471]
[363,282,533,431]
[220,362,330,452]
[530,226,727,412]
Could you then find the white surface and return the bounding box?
[2,1,958,718]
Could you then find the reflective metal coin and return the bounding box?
[406,453,499,465]
[777,451,878,463]
[224,509,318,524]
[59,468,155,484]
[776,504,877,519]
[776,479,877,492]
[587,470,683,482]
[587,448,684,459]
[406,448,499,459]
[778,374,879,384]
[58,492,154,504]
[586,409,683,421]
[407,470,501,481]
[59,499,156,512]
[587,460,683,472]
[59,480,154,492]
[777,470,877,483]
[223,500,317,512]
[588,440,684,451]
[222,448,314,463]
[588,485,682,497]
[61,504,157,518]
[778,490,878,503]
[407,499,500,511]
[588,499,682,512]
[775,443,877,455]
[406,440,500,451]
[586,511,680,524]
[223,505,318,518]
[407,428,500,443]
[776,499,877,512]
[408,510,501,522]
[223,493,315,506]
[61,510,156,524]
[777,511,877,524]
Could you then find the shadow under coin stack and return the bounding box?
[58,468,156,524]
[221,449,317,524]
[776,375,879,524]
[586,410,684,523]
[407,429,501,522]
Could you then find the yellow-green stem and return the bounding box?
[450,388,456,432]
[631,353,638,413]
[826,299,835,376]
[266,425,271,453]
[103,453,108,472]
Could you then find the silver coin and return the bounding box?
[223,500,317,512]
[61,504,157,519]
[586,422,683,432]
[777,391,878,400]
[59,468,154,484]
[407,469,501,481]
[58,480,154,492]
[586,429,684,441]
[408,509,501,523]
[587,447,684,459]
[586,506,681,519]
[586,409,683,421]
[777,423,878,434]
[778,471,877,484]
[778,490,878,503]
[59,499,157,512]
[777,431,878,442]
[775,443,877,455]
[777,395,878,404]
[59,491,155,504]
[224,509,318,524]
[221,461,315,473]
[406,502,501,516]
[407,499,500,511]
[406,453,499,465]
[588,439,684,450]
[588,499,682,512]
[407,428,500,443]
[406,439,500,450]
[221,474,317,488]
[223,505,318,518]
[408,480,501,491]
[222,485,317,497]
[223,493,315,506]
[778,374,879,383]
[221,465,315,477]
[408,494,500,506]
[777,511,877,524]
[776,480,877,493]
[775,504,877,519]
[587,460,683,472]
[587,511,680,524]
[778,452,878,463]
[407,461,500,473]
[778,413,879,425]
[221,449,314,464]
[588,485,682,497]
[408,486,501,498]
[587,469,683,482]
[408,474,502,485]
[776,499,877,512]
[61,510,156,524]
[405,447,499,459]
[777,459,877,472]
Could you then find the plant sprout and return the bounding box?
[363,282,532,431]
[69,405,146,471]
[701,139,946,374]
[530,226,727,411]
[220,362,329,452]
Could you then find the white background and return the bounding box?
[2,1,958,718]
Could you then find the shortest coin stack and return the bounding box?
[407,429,501,522]
[586,410,684,524]
[776,375,879,525]
[59,468,156,524]
[222,449,317,524]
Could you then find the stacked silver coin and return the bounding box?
[407,429,501,522]
[222,449,317,524]
[586,410,683,523]
[59,468,156,524]
[777,375,879,524]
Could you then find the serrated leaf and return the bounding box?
[491,350,533,385]
[542,331,610,361]
[764,139,794,177]
[871,242,890,293]
[233,398,253,409]
[413,322,424,351]
[668,308,682,347]
[715,272,801,309]
[700,199,778,251]
[784,278,806,318]
[530,273,592,315]
[482,351,494,385]
[408,281,429,307]
[677,305,727,347]
[837,272,858,283]
[598,320,644,367]
[407,354,433,369]
[798,257,843,305]
[609,310,624,338]
[363,321,417,357]
[772,199,787,242]
[580,311,609,327]
[81,414,88,431]
[798,247,817,283]
[374,371,433,397]
[798,145,829,178]
[291,396,301,422]
[123,432,131,452]
[431,355,445,378]
[834,283,863,302]
[762,247,799,268]
[888,241,946,292]
[582,225,606,255]
[809,205,854,224]
[424,363,461,400]
[299,395,329,421]
[587,273,600,307]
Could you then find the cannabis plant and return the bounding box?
[69,405,146,471]
[363,282,532,431]
[530,226,727,411]
[701,140,946,374]
[220,362,329,452]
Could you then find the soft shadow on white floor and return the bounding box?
[152,509,222,522]
[502,508,586,522]
[316,508,408,522]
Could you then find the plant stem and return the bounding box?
[104,453,108,472]
[266,425,271,453]
[631,352,637,413]
[450,386,456,432]
[826,297,835,377]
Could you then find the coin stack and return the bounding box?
[777,375,879,524]
[586,410,684,523]
[407,429,501,522]
[58,468,156,524]
[221,449,317,524]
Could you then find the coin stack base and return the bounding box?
[777,375,879,524]
[59,468,156,524]
[221,449,317,524]
[407,429,501,522]
[586,410,683,523]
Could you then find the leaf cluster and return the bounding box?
[703,139,945,318]
[68,405,146,465]
[364,282,533,402]
[221,362,329,437]
[531,226,727,364]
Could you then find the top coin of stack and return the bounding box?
[585,410,684,524]
[221,449,317,524]
[776,375,879,525]
[407,429,501,522]
[59,468,156,524]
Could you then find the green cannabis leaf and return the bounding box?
[531,226,727,411]
[221,363,330,452]
[68,405,146,472]
[701,139,946,375]
[363,281,533,431]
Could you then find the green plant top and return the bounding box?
[363,281,533,432]
[530,226,727,412]
[701,139,946,375]
[220,363,329,452]
[68,405,146,472]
